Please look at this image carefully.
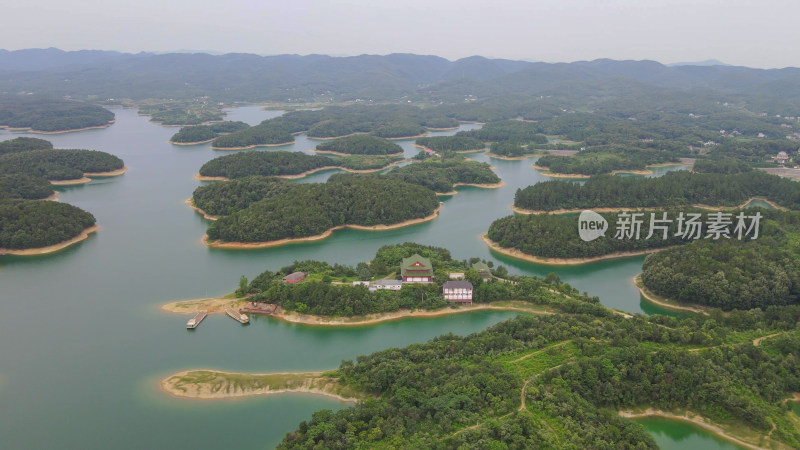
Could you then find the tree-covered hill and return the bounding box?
[386,156,500,192]
[0,137,54,155]
[169,121,249,143]
[0,149,125,180]
[278,304,800,448]
[415,136,485,152]
[204,174,440,243]
[198,151,336,178]
[315,135,403,155]
[0,174,54,200]
[514,171,800,212]
[0,95,114,132]
[0,200,96,249]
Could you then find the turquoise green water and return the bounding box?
[0,106,715,448]
[633,417,745,450]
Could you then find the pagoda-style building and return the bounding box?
[471,261,492,281]
[401,254,433,283]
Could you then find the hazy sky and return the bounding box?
[2,0,798,68]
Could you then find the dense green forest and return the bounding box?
[641,210,800,310]
[211,123,294,148]
[0,137,53,154]
[692,157,753,174]
[215,104,459,145]
[279,302,800,448]
[169,121,249,143]
[0,95,114,132]
[0,174,54,200]
[315,135,403,155]
[490,141,538,157]
[487,208,716,259]
[456,119,549,143]
[0,200,96,249]
[192,176,295,216]
[386,156,500,192]
[514,170,800,211]
[199,151,334,178]
[415,136,485,152]
[198,150,401,178]
[139,101,224,126]
[205,174,439,243]
[0,149,125,180]
[239,242,600,316]
[534,146,679,175]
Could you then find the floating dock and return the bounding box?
[226,308,250,324]
[240,303,279,315]
[186,311,207,329]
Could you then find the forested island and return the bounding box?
[138,100,225,126]
[414,136,485,152]
[0,95,114,133]
[0,148,125,182]
[0,200,96,252]
[223,243,599,317]
[0,137,123,253]
[169,121,249,144]
[514,170,798,212]
[199,174,440,246]
[197,150,402,180]
[387,155,501,193]
[0,137,53,154]
[486,209,699,263]
[314,135,403,155]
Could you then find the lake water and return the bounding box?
[0,106,729,448]
[634,417,744,450]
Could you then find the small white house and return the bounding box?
[369,280,402,291]
[443,281,474,304]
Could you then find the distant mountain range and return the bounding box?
[1,48,799,114]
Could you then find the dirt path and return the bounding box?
[511,340,572,363]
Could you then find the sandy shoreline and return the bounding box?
[170,139,215,145]
[185,198,220,221]
[41,192,59,201]
[5,120,115,135]
[532,164,592,178]
[161,295,551,326]
[203,204,442,249]
[0,225,99,256]
[620,408,772,450]
[161,297,245,315]
[84,166,128,177]
[487,152,543,160]
[383,133,429,140]
[211,141,294,150]
[194,161,403,182]
[160,369,360,403]
[312,149,405,157]
[412,143,487,154]
[49,166,128,185]
[481,234,669,266]
[269,302,552,327]
[633,275,708,314]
